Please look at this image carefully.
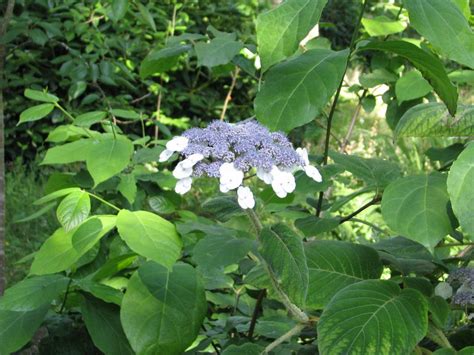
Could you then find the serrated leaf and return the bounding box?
[381,174,452,250]
[18,103,55,124]
[447,143,474,238]
[396,70,432,104]
[259,224,308,307]
[305,241,383,309]
[395,103,474,138]
[256,0,328,71]
[404,0,474,69]
[24,88,58,103]
[121,262,206,354]
[362,15,406,37]
[318,280,428,355]
[56,190,91,231]
[116,210,182,269]
[358,40,458,115]
[255,48,348,131]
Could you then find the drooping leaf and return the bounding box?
[56,190,91,231]
[381,174,452,250]
[404,0,474,69]
[24,88,59,103]
[361,15,406,37]
[116,210,182,269]
[256,0,328,71]
[255,48,349,131]
[117,174,137,204]
[359,68,398,88]
[86,134,134,186]
[318,280,428,354]
[0,274,69,311]
[137,3,156,32]
[358,40,458,115]
[395,103,474,138]
[305,241,383,309]
[140,44,191,78]
[76,279,123,306]
[18,103,55,124]
[111,0,128,22]
[259,224,308,307]
[195,34,243,68]
[81,296,133,354]
[396,70,433,104]
[447,143,474,238]
[121,262,206,354]
[330,151,402,188]
[34,187,81,205]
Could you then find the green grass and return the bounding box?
[5,159,57,284]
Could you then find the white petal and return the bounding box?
[175,177,192,195]
[237,186,255,209]
[296,147,309,166]
[159,149,173,162]
[220,183,230,193]
[173,161,193,179]
[257,168,273,184]
[304,165,322,182]
[282,172,296,193]
[271,179,288,198]
[219,163,243,191]
[166,136,189,152]
[181,154,204,169]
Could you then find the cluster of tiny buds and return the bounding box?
[158,120,322,209]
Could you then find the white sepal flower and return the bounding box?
[220,184,231,193]
[159,149,174,162]
[270,166,296,198]
[304,165,322,182]
[296,147,310,166]
[257,168,273,185]
[175,177,192,195]
[237,186,255,209]
[166,136,189,152]
[173,161,193,179]
[219,162,244,191]
[435,282,453,299]
[181,153,204,169]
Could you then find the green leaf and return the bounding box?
[255,48,349,131]
[404,0,474,69]
[447,143,474,238]
[56,190,91,231]
[110,109,141,120]
[195,35,243,68]
[140,44,191,78]
[256,0,328,71]
[222,343,264,355]
[68,81,87,100]
[42,139,92,165]
[453,0,471,19]
[192,234,254,270]
[30,216,116,275]
[118,174,137,204]
[86,134,133,186]
[46,125,95,143]
[396,70,433,104]
[92,254,137,281]
[137,3,156,32]
[75,111,106,127]
[18,103,55,124]
[318,280,428,355]
[24,88,59,103]
[0,274,69,311]
[0,306,49,354]
[358,40,458,115]
[359,68,398,88]
[429,296,450,328]
[121,262,206,354]
[330,151,402,188]
[259,224,308,307]
[362,15,406,37]
[117,210,182,270]
[381,174,452,250]
[81,296,133,354]
[34,187,81,205]
[111,0,128,22]
[448,69,474,86]
[295,216,340,237]
[395,103,474,138]
[305,241,383,309]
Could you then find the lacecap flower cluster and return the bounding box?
[159,120,322,209]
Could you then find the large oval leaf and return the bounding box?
[86,134,133,186]
[41,139,92,165]
[18,103,55,124]
[256,0,328,71]
[305,241,383,309]
[117,210,182,270]
[255,48,349,131]
[120,262,206,355]
[318,280,428,354]
[395,103,474,138]
[358,40,458,116]
[404,0,474,69]
[56,190,91,231]
[447,143,474,239]
[24,88,59,103]
[381,174,452,250]
[259,224,308,307]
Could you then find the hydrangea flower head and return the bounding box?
[159,120,322,209]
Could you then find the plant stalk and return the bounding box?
[262,323,306,354]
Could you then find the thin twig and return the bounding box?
[87,192,121,212]
[340,89,367,152]
[131,92,152,103]
[59,279,73,313]
[263,323,305,354]
[339,196,381,224]
[220,67,240,121]
[248,289,266,339]
[154,88,162,141]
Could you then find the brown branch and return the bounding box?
[0,0,15,296]
[339,196,382,224]
[248,289,266,339]
[220,67,240,121]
